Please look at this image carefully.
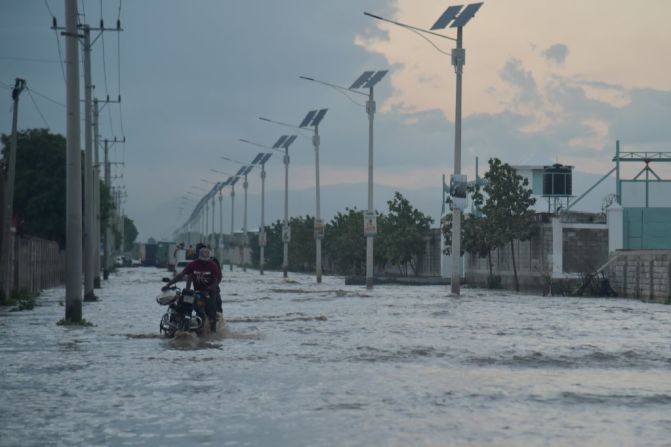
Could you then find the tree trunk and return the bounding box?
[510,239,519,292]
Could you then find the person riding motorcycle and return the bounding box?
[162,246,221,332]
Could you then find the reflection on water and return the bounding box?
[1,267,671,446]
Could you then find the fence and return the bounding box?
[11,235,64,295]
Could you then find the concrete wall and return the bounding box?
[463,214,609,292]
[7,235,64,296]
[606,250,671,303]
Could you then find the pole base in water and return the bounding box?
[366,277,374,289]
[103,270,109,280]
[93,276,101,288]
[84,291,99,302]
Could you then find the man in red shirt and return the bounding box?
[163,246,222,331]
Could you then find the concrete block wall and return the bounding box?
[607,250,671,303]
[562,228,608,273]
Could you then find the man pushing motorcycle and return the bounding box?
[162,246,222,332]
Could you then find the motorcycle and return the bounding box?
[156,278,209,337]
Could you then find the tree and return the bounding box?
[380,192,433,276]
[479,158,536,291]
[123,216,138,252]
[324,208,366,275]
[1,128,123,248]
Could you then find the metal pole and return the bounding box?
[0,78,25,299]
[218,191,223,262]
[211,196,215,248]
[314,126,322,283]
[82,26,96,301]
[65,0,83,320]
[451,27,464,296]
[204,202,209,244]
[283,147,290,278]
[242,174,249,271]
[615,140,621,205]
[93,98,101,288]
[260,164,266,275]
[230,184,235,271]
[103,140,110,279]
[365,87,376,289]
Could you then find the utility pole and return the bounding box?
[211,195,215,249]
[93,98,101,288]
[82,25,96,301]
[0,78,26,300]
[101,137,122,278]
[64,0,83,320]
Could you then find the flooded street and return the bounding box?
[2,267,671,446]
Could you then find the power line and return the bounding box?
[26,88,51,129]
[0,56,62,64]
[44,0,66,83]
[27,86,66,107]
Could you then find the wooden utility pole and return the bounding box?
[0,78,26,300]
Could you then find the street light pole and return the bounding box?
[259,163,267,274]
[300,74,385,289]
[230,184,236,271]
[218,191,223,262]
[282,146,290,278]
[313,125,323,283]
[365,87,376,289]
[364,3,482,296]
[451,26,464,295]
[242,173,249,272]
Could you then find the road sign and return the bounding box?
[363,211,377,236]
[258,229,267,247]
[314,218,325,240]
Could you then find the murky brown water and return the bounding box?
[1,267,670,446]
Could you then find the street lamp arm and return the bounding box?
[239,138,285,153]
[258,116,309,134]
[299,75,368,97]
[363,11,456,42]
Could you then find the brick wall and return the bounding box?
[607,250,671,303]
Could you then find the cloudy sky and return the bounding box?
[1,0,670,240]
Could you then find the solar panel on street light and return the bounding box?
[273,135,288,149]
[260,153,272,164]
[450,2,482,27]
[299,110,317,128]
[311,108,328,127]
[431,5,463,30]
[235,166,246,176]
[243,166,254,176]
[230,176,240,186]
[363,70,388,88]
[251,153,264,165]
[350,70,375,89]
[283,135,297,148]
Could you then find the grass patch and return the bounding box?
[1,290,38,311]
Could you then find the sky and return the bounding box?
[1,0,670,241]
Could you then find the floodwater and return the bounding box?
[1,267,671,446]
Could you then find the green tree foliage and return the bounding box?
[324,208,366,275]
[2,129,66,246]
[287,215,315,272]
[443,159,535,290]
[479,158,536,291]
[1,128,121,248]
[380,192,433,276]
[123,216,139,252]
